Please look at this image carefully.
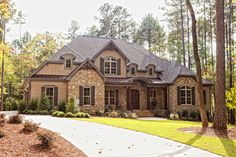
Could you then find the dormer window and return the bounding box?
[65,58,72,69]
[104,57,117,74]
[131,67,136,75]
[148,68,153,75]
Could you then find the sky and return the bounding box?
[7,0,166,42]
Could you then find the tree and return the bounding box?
[186,0,209,127]
[138,14,166,54]
[226,86,236,109]
[213,0,227,130]
[66,20,80,40]
[14,11,26,44]
[86,25,99,36]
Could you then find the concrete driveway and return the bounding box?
[23,115,220,157]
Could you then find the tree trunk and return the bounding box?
[0,22,5,111]
[213,0,227,130]
[186,0,209,128]
[187,5,191,69]
[180,0,186,67]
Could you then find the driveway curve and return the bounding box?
[24,115,220,157]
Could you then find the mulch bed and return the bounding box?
[178,126,236,140]
[0,123,87,157]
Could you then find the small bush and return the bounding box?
[64,112,75,117]
[0,130,5,138]
[84,113,91,118]
[109,111,119,117]
[118,111,128,118]
[0,113,5,119]
[26,110,37,115]
[17,100,26,113]
[169,113,180,120]
[23,109,28,114]
[95,110,104,117]
[189,111,199,121]
[38,110,49,115]
[38,97,51,111]
[37,131,54,149]
[4,97,18,111]
[66,97,75,113]
[128,113,138,119]
[58,101,66,112]
[0,119,6,127]
[28,99,38,110]
[181,110,189,118]
[56,111,65,117]
[74,112,84,118]
[52,111,59,117]
[22,120,39,132]
[8,114,23,124]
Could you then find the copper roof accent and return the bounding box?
[105,77,169,85]
[31,75,68,81]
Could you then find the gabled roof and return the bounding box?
[66,58,104,81]
[38,35,212,85]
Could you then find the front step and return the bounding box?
[133,110,155,117]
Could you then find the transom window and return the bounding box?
[65,58,72,69]
[105,90,116,105]
[104,57,117,74]
[180,86,192,104]
[83,87,91,105]
[45,86,54,105]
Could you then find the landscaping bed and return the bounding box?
[0,114,87,157]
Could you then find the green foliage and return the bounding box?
[38,97,51,111]
[56,111,65,117]
[38,110,49,115]
[28,99,38,110]
[58,101,66,112]
[66,97,75,113]
[52,111,59,117]
[17,100,26,113]
[4,97,18,111]
[95,109,104,117]
[64,112,75,117]
[67,20,80,40]
[226,86,236,109]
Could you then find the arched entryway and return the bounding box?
[129,89,140,109]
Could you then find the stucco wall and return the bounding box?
[94,50,127,77]
[169,77,211,113]
[68,68,105,112]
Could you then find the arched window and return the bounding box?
[104,57,117,74]
[180,86,192,104]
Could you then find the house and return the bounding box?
[23,35,212,116]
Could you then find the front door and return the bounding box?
[131,89,140,109]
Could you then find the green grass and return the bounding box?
[76,118,236,157]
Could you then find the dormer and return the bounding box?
[146,64,156,78]
[60,53,76,70]
[128,63,138,76]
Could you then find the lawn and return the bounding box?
[77,118,236,157]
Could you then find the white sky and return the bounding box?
[7,0,166,42]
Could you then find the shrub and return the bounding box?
[64,112,75,117]
[58,101,66,112]
[22,120,39,132]
[4,97,18,111]
[84,113,91,118]
[189,111,199,121]
[169,113,180,120]
[28,99,38,110]
[109,111,119,117]
[118,111,128,118]
[0,119,6,127]
[128,113,138,119]
[74,112,84,118]
[38,97,51,111]
[8,114,23,124]
[181,110,189,118]
[23,109,28,114]
[37,131,54,149]
[0,113,5,119]
[0,130,5,138]
[95,109,104,117]
[56,111,65,117]
[66,97,75,113]
[17,100,26,113]
[26,110,37,115]
[52,111,59,117]
[38,110,49,115]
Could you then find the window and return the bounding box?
[131,67,135,75]
[148,68,153,75]
[150,90,156,98]
[104,57,117,74]
[65,58,72,69]
[45,86,54,105]
[83,87,91,105]
[180,86,192,105]
[105,90,116,105]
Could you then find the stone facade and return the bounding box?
[169,76,211,113]
[68,68,105,112]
